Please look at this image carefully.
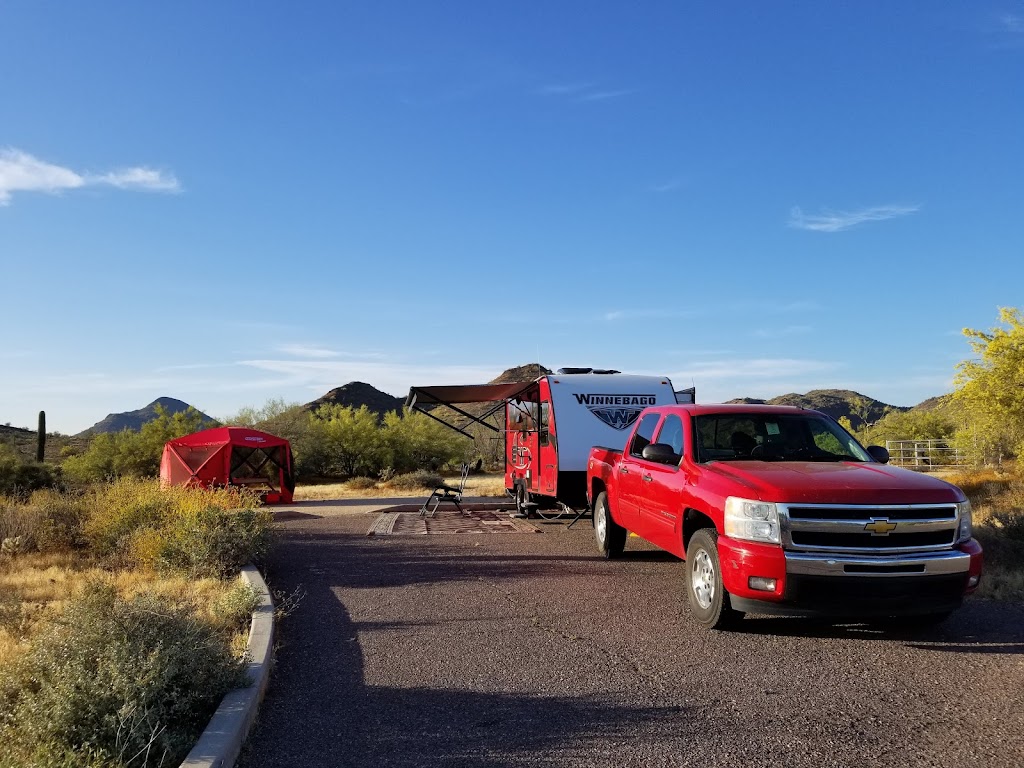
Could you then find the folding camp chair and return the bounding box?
[420,463,471,517]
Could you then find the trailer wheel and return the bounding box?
[593,491,626,559]
[685,528,743,630]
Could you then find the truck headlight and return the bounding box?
[956,500,972,543]
[724,497,781,544]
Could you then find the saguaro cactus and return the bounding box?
[37,410,46,462]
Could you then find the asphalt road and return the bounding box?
[239,499,1024,768]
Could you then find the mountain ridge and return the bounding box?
[61,371,949,440]
[77,397,216,436]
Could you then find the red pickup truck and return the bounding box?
[587,404,983,629]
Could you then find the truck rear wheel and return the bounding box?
[593,491,626,559]
[685,528,743,630]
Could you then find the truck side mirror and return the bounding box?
[867,445,890,464]
[642,443,681,465]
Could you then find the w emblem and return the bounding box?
[589,407,645,430]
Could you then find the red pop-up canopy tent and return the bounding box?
[160,427,295,504]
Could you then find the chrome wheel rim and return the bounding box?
[691,549,715,609]
[595,501,607,543]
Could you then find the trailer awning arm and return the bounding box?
[405,381,536,439]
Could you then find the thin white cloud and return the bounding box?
[576,89,633,103]
[0,147,179,206]
[237,358,506,397]
[666,357,839,381]
[788,204,920,232]
[1000,13,1024,33]
[537,83,633,103]
[537,83,593,96]
[651,178,682,193]
[650,357,845,404]
[753,325,812,339]
[90,167,180,191]
[277,344,341,359]
[605,309,700,322]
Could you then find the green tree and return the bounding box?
[382,409,471,474]
[62,405,209,484]
[953,307,1024,463]
[313,404,385,477]
[861,409,956,447]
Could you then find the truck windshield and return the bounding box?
[693,413,872,464]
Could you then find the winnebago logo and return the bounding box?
[573,393,657,430]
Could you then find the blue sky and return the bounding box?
[2,2,1022,434]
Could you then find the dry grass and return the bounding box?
[294,472,509,501]
[947,467,1024,602]
[0,552,247,669]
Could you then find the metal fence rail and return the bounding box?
[885,439,964,470]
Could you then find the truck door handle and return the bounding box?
[619,467,629,474]
[642,474,653,483]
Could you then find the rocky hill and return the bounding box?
[726,389,909,429]
[303,382,405,419]
[77,397,216,436]
[0,424,86,463]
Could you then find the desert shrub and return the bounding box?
[0,444,56,498]
[383,470,444,491]
[207,580,261,637]
[83,479,174,558]
[78,479,268,575]
[29,489,89,552]
[345,476,378,491]
[945,469,1014,504]
[0,583,246,768]
[983,508,1024,542]
[0,497,44,553]
[153,506,274,579]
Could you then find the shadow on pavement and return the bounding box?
[239,532,693,768]
[730,598,1024,650]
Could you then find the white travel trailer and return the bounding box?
[407,368,693,516]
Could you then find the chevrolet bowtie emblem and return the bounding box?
[865,518,898,535]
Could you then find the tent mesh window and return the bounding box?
[230,446,286,490]
[180,444,222,472]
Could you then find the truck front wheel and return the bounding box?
[593,491,627,559]
[686,528,743,630]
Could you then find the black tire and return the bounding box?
[685,528,743,630]
[592,491,627,559]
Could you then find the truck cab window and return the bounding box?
[630,413,662,458]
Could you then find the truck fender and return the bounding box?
[682,508,717,553]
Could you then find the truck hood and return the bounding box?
[702,461,964,505]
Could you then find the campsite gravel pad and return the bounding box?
[369,509,539,535]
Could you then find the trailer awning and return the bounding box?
[406,381,536,439]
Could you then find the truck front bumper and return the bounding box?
[719,536,983,617]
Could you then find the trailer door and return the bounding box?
[507,384,544,496]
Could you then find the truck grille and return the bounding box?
[787,506,955,522]
[781,503,961,555]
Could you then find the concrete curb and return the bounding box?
[180,565,275,768]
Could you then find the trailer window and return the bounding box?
[630,413,662,458]
[539,402,550,446]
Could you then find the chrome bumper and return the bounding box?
[785,549,971,578]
